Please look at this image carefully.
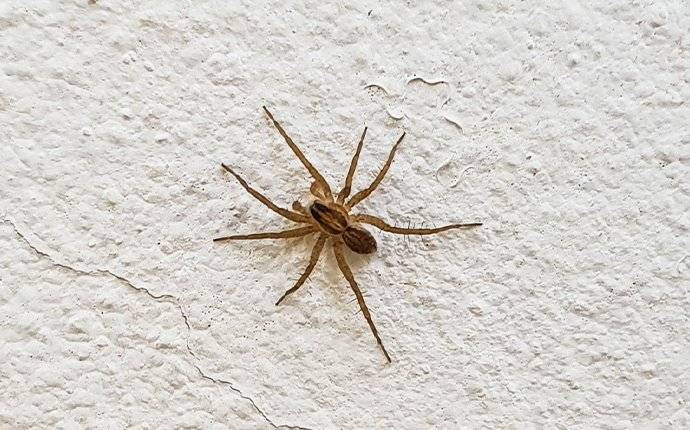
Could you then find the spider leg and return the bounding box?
[353,214,481,235]
[310,181,328,200]
[292,200,308,215]
[333,239,391,363]
[221,163,310,224]
[275,234,327,305]
[337,127,367,203]
[262,106,333,201]
[347,132,405,209]
[214,225,316,242]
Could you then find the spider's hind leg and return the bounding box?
[333,239,392,363]
[354,214,481,235]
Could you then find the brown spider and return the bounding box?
[214,106,482,363]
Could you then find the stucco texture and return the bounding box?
[1,1,689,429]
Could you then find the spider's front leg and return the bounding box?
[346,132,405,209]
[336,126,367,203]
[220,163,309,223]
[263,106,334,201]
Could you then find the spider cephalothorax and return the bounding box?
[307,201,377,254]
[214,106,482,363]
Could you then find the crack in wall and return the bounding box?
[3,217,313,430]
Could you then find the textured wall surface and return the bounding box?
[1,1,689,429]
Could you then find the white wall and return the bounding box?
[1,1,688,429]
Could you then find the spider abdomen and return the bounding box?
[309,201,349,235]
[343,225,377,254]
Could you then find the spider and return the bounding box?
[214,106,482,363]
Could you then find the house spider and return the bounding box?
[214,106,482,363]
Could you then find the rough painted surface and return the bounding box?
[1,1,689,429]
